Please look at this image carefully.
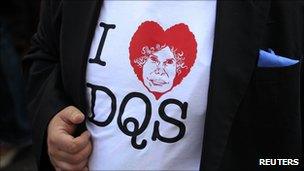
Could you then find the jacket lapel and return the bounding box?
[61,0,101,113]
[201,1,270,170]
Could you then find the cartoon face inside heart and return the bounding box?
[129,21,197,100]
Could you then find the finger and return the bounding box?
[60,106,85,126]
[69,131,91,153]
[54,159,88,171]
[51,130,76,153]
[55,131,91,154]
[53,140,92,164]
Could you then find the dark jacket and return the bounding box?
[23,0,304,170]
[0,0,40,55]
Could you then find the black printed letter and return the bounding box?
[117,92,152,150]
[88,22,116,66]
[87,83,117,127]
[152,99,188,143]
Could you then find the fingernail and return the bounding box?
[73,114,82,120]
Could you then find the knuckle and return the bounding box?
[48,148,55,157]
[48,138,60,150]
[47,144,56,156]
[48,136,55,145]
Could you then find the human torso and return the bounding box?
[85,1,217,170]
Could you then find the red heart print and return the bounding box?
[129,21,197,100]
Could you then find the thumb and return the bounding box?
[59,106,85,128]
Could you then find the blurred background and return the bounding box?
[0,0,40,170]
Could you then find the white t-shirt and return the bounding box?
[85,1,217,170]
